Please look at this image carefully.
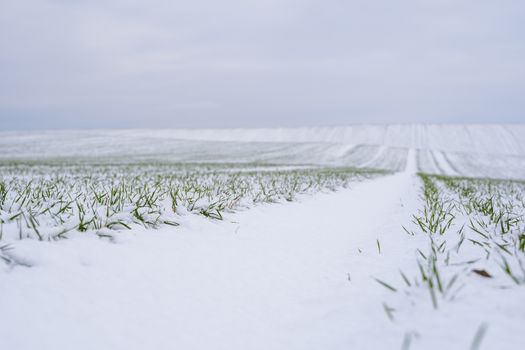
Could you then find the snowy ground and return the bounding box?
[2,124,525,177]
[1,126,524,349]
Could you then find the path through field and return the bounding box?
[5,150,519,350]
[1,164,426,350]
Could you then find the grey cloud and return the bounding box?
[0,0,524,129]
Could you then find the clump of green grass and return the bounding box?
[390,173,525,312]
[0,163,383,240]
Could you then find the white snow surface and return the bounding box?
[1,164,414,349]
[2,124,525,178]
[1,127,525,349]
[1,151,523,349]
[4,124,525,154]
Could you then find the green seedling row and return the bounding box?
[0,163,382,240]
[396,174,525,311]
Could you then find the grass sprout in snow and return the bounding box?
[393,174,525,310]
[0,163,382,241]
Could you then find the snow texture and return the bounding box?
[0,126,524,349]
[2,124,524,177]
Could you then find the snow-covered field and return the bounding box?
[2,124,525,177]
[1,125,524,349]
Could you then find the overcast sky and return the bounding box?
[1,0,524,129]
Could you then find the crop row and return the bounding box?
[380,174,525,312]
[0,163,381,241]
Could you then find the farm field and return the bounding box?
[1,125,524,349]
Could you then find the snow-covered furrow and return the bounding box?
[0,170,421,350]
[417,150,454,176]
[441,152,525,180]
[0,137,404,171]
[338,145,380,168]
[3,124,523,155]
[161,124,523,155]
[416,149,525,180]
[2,125,525,178]
[2,164,522,349]
[365,146,408,172]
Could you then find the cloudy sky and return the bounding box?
[1,0,524,129]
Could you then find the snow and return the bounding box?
[2,124,524,177]
[3,123,524,155]
[0,168,419,350]
[1,128,524,349]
